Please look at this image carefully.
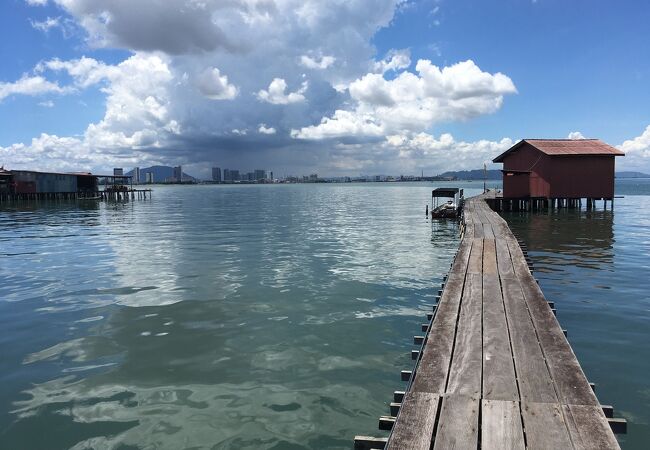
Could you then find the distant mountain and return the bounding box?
[616,171,650,178]
[437,169,502,180]
[126,166,197,182]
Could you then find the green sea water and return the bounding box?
[0,180,648,449]
[0,182,478,449]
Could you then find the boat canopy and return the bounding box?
[432,188,462,198]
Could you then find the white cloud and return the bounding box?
[300,55,336,70]
[196,68,238,100]
[38,100,55,107]
[568,131,585,139]
[258,124,276,135]
[30,16,60,32]
[617,125,650,171]
[0,75,69,102]
[321,132,514,174]
[1,53,179,172]
[257,78,307,104]
[291,109,384,139]
[25,0,48,5]
[37,56,118,88]
[385,132,513,167]
[293,59,517,139]
[374,49,411,73]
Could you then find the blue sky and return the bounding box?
[1,0,649,177]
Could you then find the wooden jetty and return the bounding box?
[355,192,624,449]
[100,188,152,201]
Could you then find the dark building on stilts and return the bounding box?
[0,168,99,200]
[491,139,624,210]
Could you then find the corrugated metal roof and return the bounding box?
[493,139,625,162]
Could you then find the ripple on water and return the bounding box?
[0,183,475,449]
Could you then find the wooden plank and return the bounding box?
[474,221,485,238]
[446,273,482,397]
[521,402,573,450]
[467,238,483,274]
[506,238,599,407]
[501,277,558,403]
[483,223,495,239]
[386,392,440,450]
[562,404,621,450]
[482,273,518,401]
[494,237,514,277]
[483,238,497,275]
[481,399,525,450]
[432,394,479,450]
[411,239,472,394]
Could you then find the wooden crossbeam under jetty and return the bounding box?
[355,192,624,450]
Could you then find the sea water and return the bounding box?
[1,180,648,449]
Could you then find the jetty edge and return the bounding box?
[355,191,625,449]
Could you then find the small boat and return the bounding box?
[430,187,463,219]
[431,200,459,218]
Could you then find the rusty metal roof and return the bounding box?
[493,139,625,162]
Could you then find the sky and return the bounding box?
[1,0,650,178]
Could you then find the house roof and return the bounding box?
[493,139,625,162]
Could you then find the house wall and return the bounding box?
[13,171,78,193]
[544,155,616,198]
[502,143,551,197]
[503,172,530,197]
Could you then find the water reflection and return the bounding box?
[503,208,614,274]
[0,184,483,449]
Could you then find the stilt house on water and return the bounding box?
[0,168,99,198]
[492,139,624,206]
[0,168,151,202]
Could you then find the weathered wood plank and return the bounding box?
[501,276,558,403]
[483,238,497,275]
[521,402,574,450]
[483,223,495,239]
[411,239,472,394]
[474,221,485,238]
[386,392,440,450]
[506,238,599,406]
[481,399,525,450]
[446,273,482,397]
[494,237,514,277]
[562,404,621,450]
[467,238,484,274]
[482,273,518,401]
[432,394,479,450]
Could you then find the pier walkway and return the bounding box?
[361,193,620,449]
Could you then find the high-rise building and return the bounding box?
[146,172,154,184]
[254,169,266,181]
[223,169,231,182]
[212,167,221,182]
[270,171,273,181]
[113,168,123,176]
[133,167,140,184]
[230,170,240,181]
[173,165,182,182]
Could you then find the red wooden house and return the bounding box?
[493,139,624,199]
